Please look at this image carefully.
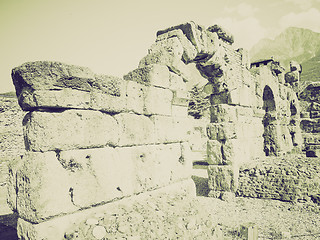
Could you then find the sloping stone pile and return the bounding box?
[237,155,320,203]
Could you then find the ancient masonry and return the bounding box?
[8,21,302,239]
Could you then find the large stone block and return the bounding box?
[207,140,223,165]
[144,86,173,116]
[221,139,252,165]
[89,90,126,113]
[169,72,187,92]
[21,88,91,110]
[157,21,215,57]
[23,110,119,152]
[7,155,24,212]
[12,61,94,94]
[116,143,191,193]
[13,148,134,223]
[16,86,127,113]
[207,25,234,45]
[151,115,191,143]
[115,113,155,146]
[206,122,238,141]
[156,29,197,63]
[207,165,235,192]
[123,64,170,89]
[12,61,125,111]
[125,80,146,114]
[210,104,238,123]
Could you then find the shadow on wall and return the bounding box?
[0,213,18,240]
[191,175,209,197]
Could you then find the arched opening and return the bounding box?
[262,86,277,156]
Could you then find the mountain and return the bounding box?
[250,27,320,71]
[300,51,320,83]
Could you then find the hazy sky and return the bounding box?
[1,0,320,93]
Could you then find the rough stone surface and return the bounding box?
[151,115,190,143]
[207,24,234,44]
[207,140,223,165]
[23,110,119,151]
[124,64,170,89]
[237,156,320,202]
[114,113,155,146]
[156,29,198,63]
[12,61,124,110]
[207,165,235,192]
[144,86,173,116]
[16,179,196,240]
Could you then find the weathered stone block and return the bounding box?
[222,139,251,165]
[172,105,188,117]
[151,115,190,143]
[23,110,119,152]
[207,24,234,45]
[237,48,250,69]
[13,148,135,223]
[207,140,223,165]
[21,89,91,110]
[207,165,235,192]
[123,64,170,89]
[149,37,184,59]
[7,155,23,212]
[116,143,190,193]
[206,123,237,141]
[12,61,95,94]
[90,90,126,113]
[15,151,77,222]
[156,29,197,63]
[12,61,126,111]
[210,104,238,123]
[169,72,187,92]
[210,91,230,105]
[157,21,214,57]
[125,80,146,114]
[115,113,155,146]
[144,86,173,116]
[239,84,254,107]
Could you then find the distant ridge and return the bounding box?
[250,27,320,77]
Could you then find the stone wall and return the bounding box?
[7,20,304,239]
[9,59,194,239]
[237,156,320,203]
[299,82,320,156]
[205,46,302,197]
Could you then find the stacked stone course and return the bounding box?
[9,58,195,238]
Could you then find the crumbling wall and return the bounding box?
[205,44,302,198]
[7,20,304,239]
[237,156,320,203]
[8,60,194,239]
[299,82,320,156]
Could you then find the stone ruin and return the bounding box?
[7,21,303,239]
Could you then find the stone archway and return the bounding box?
[262,85,278,156]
